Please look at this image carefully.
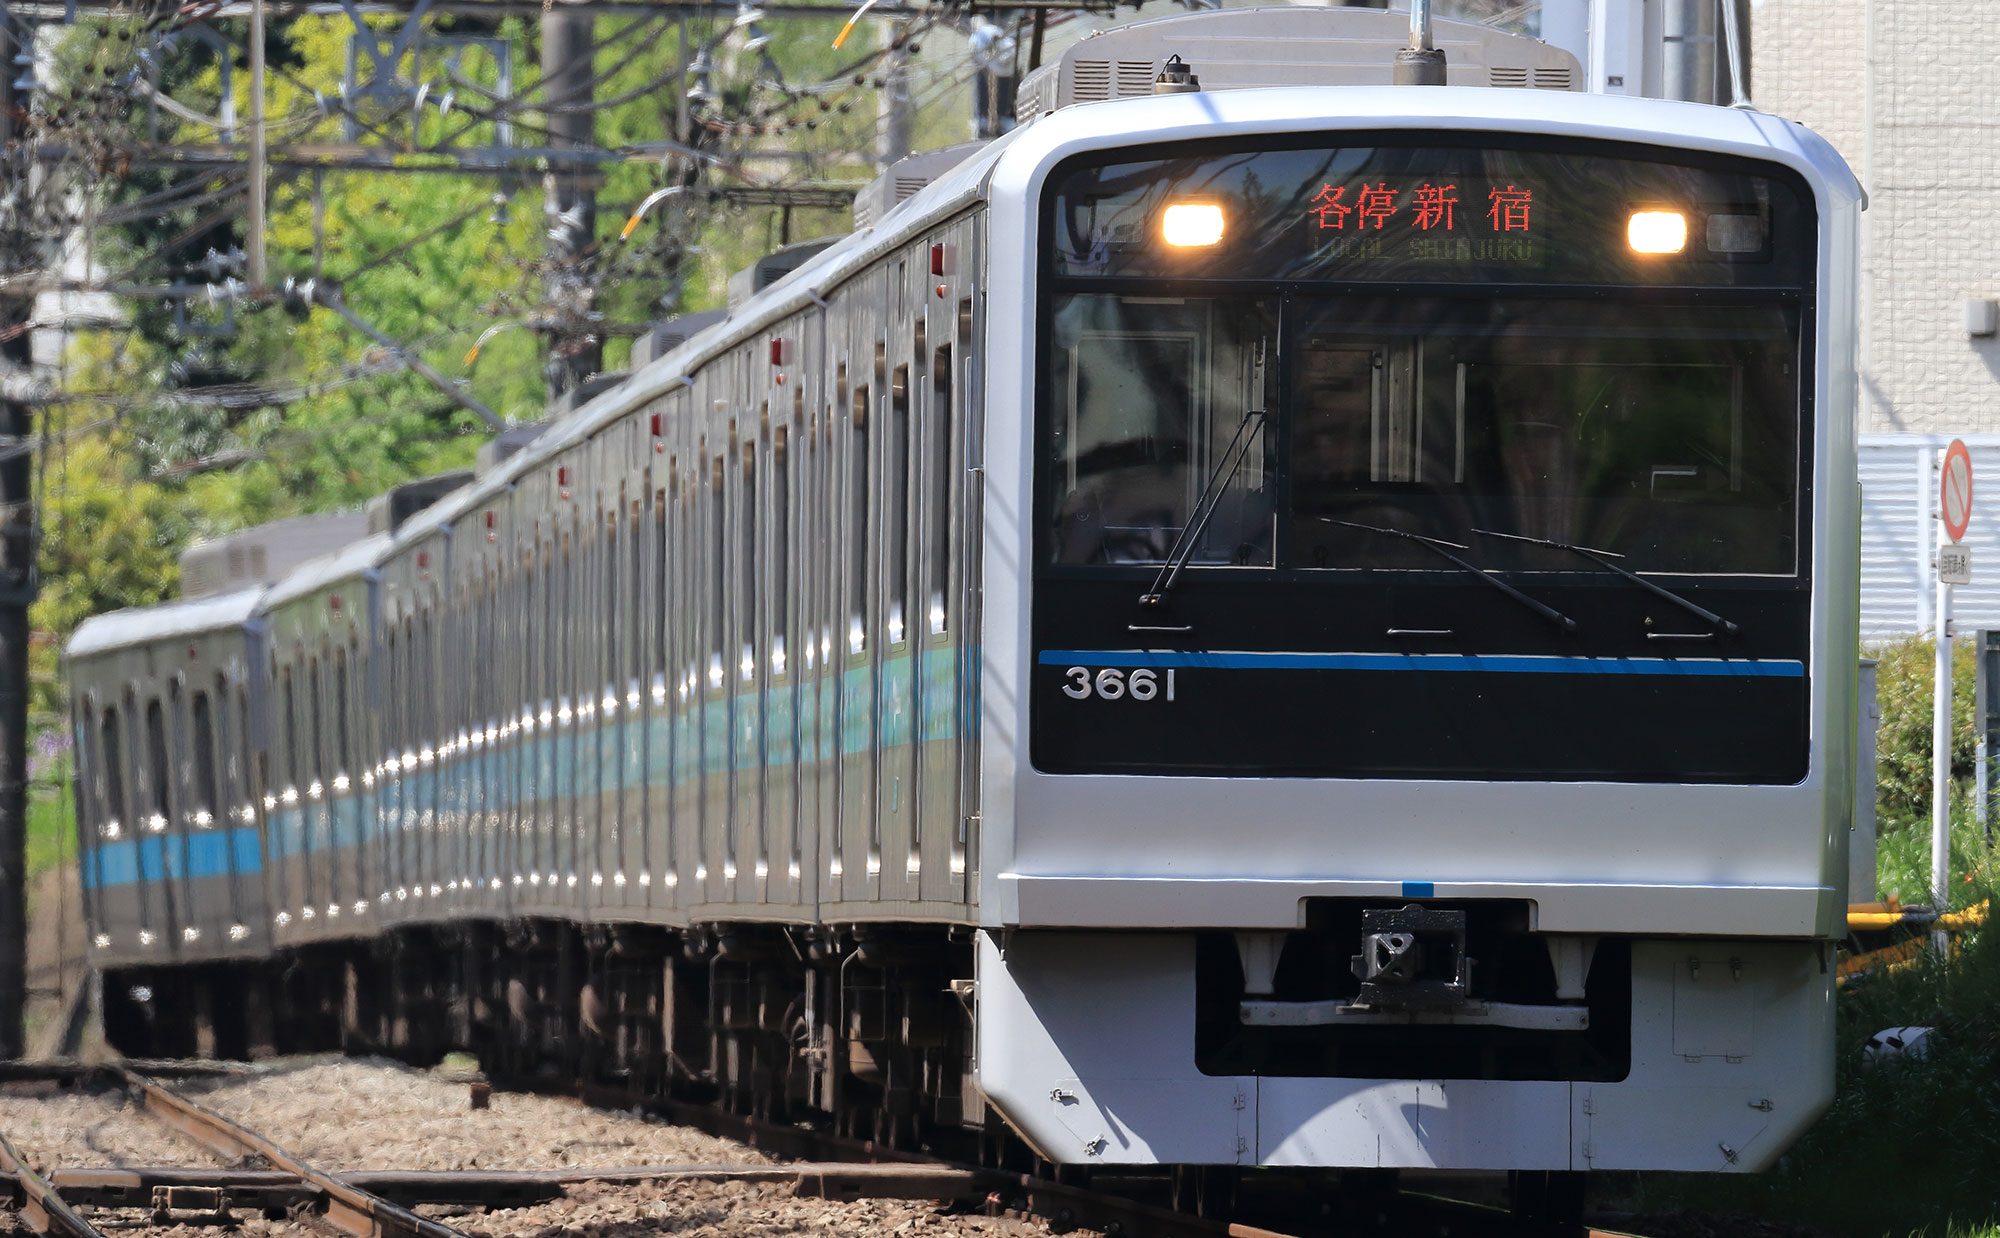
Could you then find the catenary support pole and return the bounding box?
[541,7,599,400]
[248,0,267,287]
[0,6,35,1062]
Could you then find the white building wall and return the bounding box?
[1756,0,2000,436]
[1758,1,2000,637]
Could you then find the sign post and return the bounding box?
[1934,439,1974,916]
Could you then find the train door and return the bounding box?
[878,339,920,907]
[162,677,197,953]
[916,323,963,907]
[764,405,798,910]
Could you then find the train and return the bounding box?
[63,3,1862,1210]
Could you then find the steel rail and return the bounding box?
[113,1066,472,1238]
[49,1161,1002,1209]
[558,1079,1304,1238]
[0,1130,110,1238]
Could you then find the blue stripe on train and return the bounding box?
[1035,649,1807,678]
[82,826,263,891]
[84,645,975,889]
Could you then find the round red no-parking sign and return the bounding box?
[1942,439,1975,544]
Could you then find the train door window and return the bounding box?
[99,706,124,835]
[190,690,218,825]
[654,483,669,693]
[888,364,911,646]
[709,454,726,692]
[739,449,758,683]
[772,426,790,678]
[848,385,870,656]
[334,647,352,784]
[930,345,953,635]
[629,491,644,701]
[144,697,171,829]
[384,629,399,770]
[604,492,620,706]
[309,657,326,795]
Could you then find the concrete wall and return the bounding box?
[1754,0,2000,435]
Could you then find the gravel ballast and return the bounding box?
[444,1179,1081,1237]
[0,1083,222,1175]
[187,1060,771,1171]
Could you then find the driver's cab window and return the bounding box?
[1046,294,1276,566]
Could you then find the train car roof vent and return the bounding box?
[727,237,841,309]
[550,370,630,419]
[475,420,551,478]
[853,141,989,228]
[631,309,727,370]
[365,471,474,536]
[178,510,370,599]
[1012,6,1579,121]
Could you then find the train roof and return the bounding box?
[66,586,266,659]
[261,532,392,610]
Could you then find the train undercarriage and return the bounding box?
[97,919,1598,1232]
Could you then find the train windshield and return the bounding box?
[1046,293,1800,576]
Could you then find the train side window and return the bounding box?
[772,426,790,677]
[190,689,219,823]
[99,706,124,833]
[145,697,171,825]
[930,345,953,636]
[888,364,911,646]
[848,385,870,656]
[739,449,757,682]
[709,454,726,692]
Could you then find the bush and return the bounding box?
[1872,635,1979,839]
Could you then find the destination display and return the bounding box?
[1046,139,1813,286]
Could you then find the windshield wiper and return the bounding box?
[1138,409,1266,610]
[1323,519,1577,634]
[1470,528,1739,636]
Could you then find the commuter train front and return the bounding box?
[969,85,1859,1173]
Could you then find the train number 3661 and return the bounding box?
[1060,666,1178,701]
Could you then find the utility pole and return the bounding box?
[247,0,267,288]
[877,18,910,170]
[0,3,37,1062]
[541,8,599,400]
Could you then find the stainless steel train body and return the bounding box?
[67,54,1859,1178]
[68,590,271,970]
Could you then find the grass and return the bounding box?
[26,785,73,878]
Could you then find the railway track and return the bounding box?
[0,1061,1307,1238]
[0,1059,1661,1237]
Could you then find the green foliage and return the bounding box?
[1873,636,1979,839]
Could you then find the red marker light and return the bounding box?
[769,338,785,366]
[330,594,343,612]
[650,411,662,437]
[930,243,946,276]
[484,510,495,529]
